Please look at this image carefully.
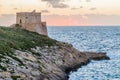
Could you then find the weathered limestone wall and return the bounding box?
[41,22,48,35]
[16,11,48,36]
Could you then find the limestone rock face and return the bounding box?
[0,43,110,80]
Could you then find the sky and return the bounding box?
[0,0,120,26]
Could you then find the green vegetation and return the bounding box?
[0,26,58,69]
[11,76,20,80]
[0,26,58,52]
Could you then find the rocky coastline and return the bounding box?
[0,43,110,80]
[0,27,110,80]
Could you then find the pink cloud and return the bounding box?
[42,14,88,26]
[42,14,120,26]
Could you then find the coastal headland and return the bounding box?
[0,26,110,80]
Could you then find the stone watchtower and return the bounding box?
[16,10,48,36]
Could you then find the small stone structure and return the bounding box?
[16,10,48,36]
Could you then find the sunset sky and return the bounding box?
[0,0,120,26]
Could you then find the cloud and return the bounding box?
[80,6,83,8]
[42,14,87,26]
[41,10,50,13]
[79,0,91,2]
[90,7,97,10]
[41,0,69,8]
[42,14,120,26]
[0,4,2,8]
[86,0,91,2]
[71,6,83,10]
[13,8,18,10]
[71,7,79,10]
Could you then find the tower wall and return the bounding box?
[16,11,47,36]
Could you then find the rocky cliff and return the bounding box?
[0,27,110,80]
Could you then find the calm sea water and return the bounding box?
[48,26,120,80]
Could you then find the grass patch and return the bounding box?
[0,26,58,52]
[0,26,59,70]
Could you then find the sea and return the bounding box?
[48,26,120,80]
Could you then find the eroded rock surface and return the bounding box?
[0,43,110,80]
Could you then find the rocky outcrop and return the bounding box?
[0,25,110,80]
[0,42,110,80]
